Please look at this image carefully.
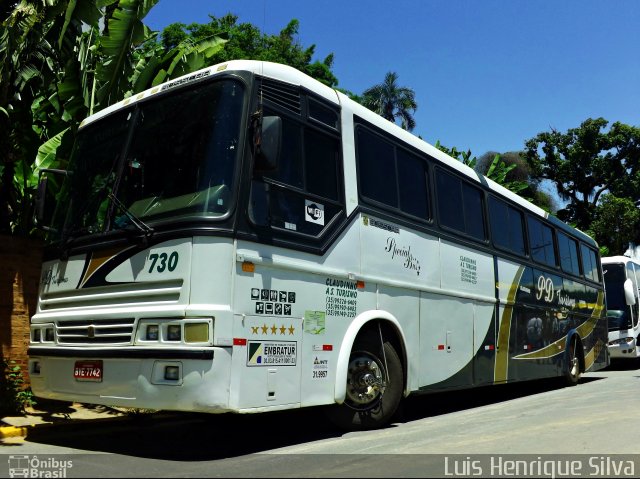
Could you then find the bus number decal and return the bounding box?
[536,275,554,303]
[148,251,179,273]
[312,356,329,380]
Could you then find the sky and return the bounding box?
[144,0,640,159]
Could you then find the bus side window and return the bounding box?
[527,217,557,267]
[580,244,599,282]
[557,232,580,276]
[436,168,485,240]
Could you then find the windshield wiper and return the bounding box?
[107,192,155,238]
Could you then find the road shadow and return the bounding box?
[396,375,603,423]
[602,358,640,371]
[25,375,604,461]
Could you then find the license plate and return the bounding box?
[74,360,103,382]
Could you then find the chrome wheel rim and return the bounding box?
[346,353,386,410]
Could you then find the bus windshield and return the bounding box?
[603,263,630,331]
[51,79,245,241]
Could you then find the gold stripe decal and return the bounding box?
[494,266,524,383]
[79,247,127,288]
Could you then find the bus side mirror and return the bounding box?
[624,278,637,306]
[254,116,281,172]
[35,176,49,224]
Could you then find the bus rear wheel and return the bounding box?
[565,337,582,386]
[326,330,403,431]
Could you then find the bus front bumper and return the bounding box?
[607,337,638,359]
[27,346,233,413]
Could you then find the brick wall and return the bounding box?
[0,234,44,384]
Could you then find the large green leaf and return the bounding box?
[36,128,71,172]
[95,0,159,108]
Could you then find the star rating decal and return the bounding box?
[252,323,296,336]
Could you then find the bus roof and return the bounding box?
[602,256,639,265]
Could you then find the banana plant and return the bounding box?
[2,0,227,236]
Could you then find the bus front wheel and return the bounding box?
[326,330,403,430]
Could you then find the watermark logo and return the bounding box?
[8,455,73,478]
[443,455,636,478]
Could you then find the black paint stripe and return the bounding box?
[28,348,214,360]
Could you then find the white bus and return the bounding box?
[30,60,608,430]
[602,256,640,359]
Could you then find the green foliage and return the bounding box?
[523,118,640,230]
[0,359,36,415]
[587,195,640,256]
[1,0,229,236]
[155,14,338,87]
[361,72,417,131]
[434,141,475,166]
[434,141,532,199]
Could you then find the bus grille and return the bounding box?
[39,280,183,311]
[56,319,136,345]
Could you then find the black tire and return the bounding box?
[325,330,403,431]
[565,337,582,386]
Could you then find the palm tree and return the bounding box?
[361,71,417,131]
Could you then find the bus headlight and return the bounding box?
[608,337,635,346]
[167,324,181,341]
[135,319,213,346]
[31,324,55,344]
[184,322,209,343]
[146,324,159,341]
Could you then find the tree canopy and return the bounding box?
[523,117,640,231]
[588,194,640,256]
[155,14,338,88]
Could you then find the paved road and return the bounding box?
[2,362,639,477]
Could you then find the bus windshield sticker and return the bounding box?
[305,200,325,225]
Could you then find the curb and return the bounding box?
[0,425,30,439]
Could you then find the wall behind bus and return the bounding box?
[0,234,43,386]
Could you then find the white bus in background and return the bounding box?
[30,60,608,431]
[602,256,640,359]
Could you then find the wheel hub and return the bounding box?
[346,354,386,407]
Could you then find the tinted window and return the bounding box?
[528,217,556,266]
[463,183,485,239]
[558,232,580,275]
[305,129,339,200]
[249,100,343,239]
[436,169,485,240]
[489,197,525,256]
[580,244,600,282]
[436,170,464,231]
[269,117,303,188]
[397,149,429,219]
[309,99,339,129]
[357,128,397,207]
